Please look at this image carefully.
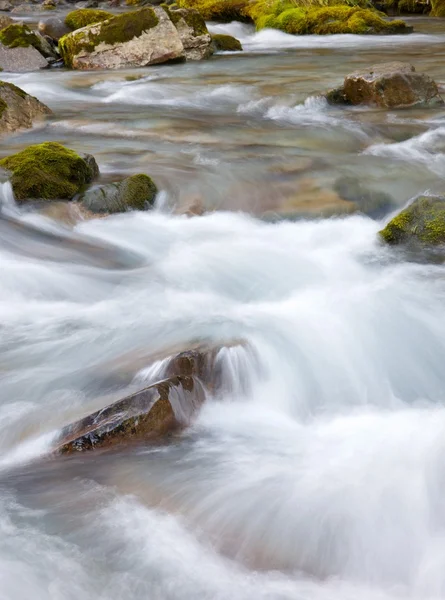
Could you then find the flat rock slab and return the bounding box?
[0,42,48,71]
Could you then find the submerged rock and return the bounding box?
[59,6,184,70]
[38,16,71,41]
[334,176,395,218]
[54,375,206,453]
[80,173,157,213]
[0,80,51,135]
[0,142,99,202]
[379,195,445,246]
[64,7,113,30]
[326,62,443,108]
[165,6,212,60]
[211,33,242,51]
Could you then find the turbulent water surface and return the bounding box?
[2,15,445,600]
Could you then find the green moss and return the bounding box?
[65,9,113,31]
[211,33,243,50]
[120,173,157,210]
[176,0,251,22]
[161,3,182,24]
[0,23,42,50]
[59,7,160,68]
[379,196,445,246]
[0,142,98,202]
[162,4,208,35]
[431,0,445,16]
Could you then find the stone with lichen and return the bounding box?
[0,80,50,134]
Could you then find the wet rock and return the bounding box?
[0,22,56,58]
[0,1,12,11]
[42,0,57,9]
[334,176,396,218]
[54,375,206,453]
[38,16,71,40]
[0,42,48,71]
[59,6,184,70]
[164,6,212,60]
[379,195,445,246]
[211,33,242,51]
[80,173,157,213]
[64,7,113,30]
[0,80,51,135]
[0,142,99,202]
[326,62,443,109]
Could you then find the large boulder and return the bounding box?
[58,6,185,70]
[0,142,99,202]
[0,80,51,135]
[38,16,71,40]
[379,195,445,246]
[211,33,243,52]
[164,6,212,60]
[0,42,48,71]
[326,62,443,108]
[54,375,206,453]
[80,173,157,213]
[64,7,113,30]
[0,22,55,58]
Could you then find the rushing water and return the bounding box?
[2,14,445,600]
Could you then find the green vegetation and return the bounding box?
[0,23,47,54]
[0,142,98,202]
[431,0,445,16]
[119,174,157,210]
[64,9,114,31]
[176,0,409,34]
[59,8,160,68]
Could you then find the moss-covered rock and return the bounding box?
[59,6,184,70]
[211,33,243,51]
[0,22,54,57]
[379,195,445,246]
[0,80,51,135]
[64,8,113,31]
[0,142,99,202]
[177,0,251,21]
[80,173,157,213]
[431,0,445,16]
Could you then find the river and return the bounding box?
[0,14,445,600]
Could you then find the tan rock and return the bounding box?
[326,62,443,109]
[0,80,51,134]
[169,7,212,60]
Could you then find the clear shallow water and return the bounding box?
[2,17,445,600]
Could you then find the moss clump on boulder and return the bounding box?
[177,0,251,21]
[59,7,161,68]
[0,23,53,57]
[211,33,243,50]
[80,173,157,214]
[379,195,445,246]
[0,142,99,202]
[64,9,114,31]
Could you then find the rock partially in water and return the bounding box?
[326,62,443,108]
[54,375,206,453]
[0,41,49,70]
[80,173,157,213]
[165,6,212,60]
[59,6,185,70]
[0,1,12,12]
[379,195,445,246]
[0,80,51,134]
[334,176,396,218]
[38,16,71,40]
[211,33,242,51]
[0,142,99,202]
[64,7,113,30]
